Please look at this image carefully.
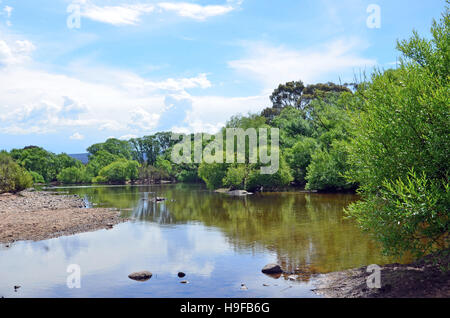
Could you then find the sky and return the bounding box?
[0,0,445,153]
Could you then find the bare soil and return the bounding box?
[312,250,450,298]
[0,190,128,244]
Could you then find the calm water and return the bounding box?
[0,184,399,298]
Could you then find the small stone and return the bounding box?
[180,280,189,284]
[240,284,248,290]
[261,264,283,274]
[128,271,152,281]
[177,272,186,278]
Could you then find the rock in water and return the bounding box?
[261,264,283,274]
[128,271,152,281]
[178,272,186,278]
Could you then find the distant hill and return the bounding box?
[68,153,90,165]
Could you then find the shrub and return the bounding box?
[0,152,33,193]
[57,166,91,184]
[94,160,140,184]
[346,10,450,257]
[30,171,45,184]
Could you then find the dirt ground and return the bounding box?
[0,190,128,244]
[312,251,450,298]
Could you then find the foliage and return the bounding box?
[0,152,33,193]
[87,138,132,160]
[30,171,45,184]
[306,140,353,191]
[86,150,122,177]
[287,137,317,184]
[9,146,82,182]
[57,166,91,184]
[346,9,450,257]
[93,160,139,184]
[246,155,293,191]
[198,161,229,190]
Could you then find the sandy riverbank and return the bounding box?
[312,250,450,298]
[0,190,128,244]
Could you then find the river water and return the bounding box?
[0,184,400,298]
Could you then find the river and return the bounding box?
[0,184,400,298]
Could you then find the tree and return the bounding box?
[198,161,229,190]
[346,8,450,257]
[270,81,305,108]
[93,160,140,184]
[57,166,91,184]
[287,137,317,184]
[86,150,122,177]
[0,152,33,193]
[87,138,132,159]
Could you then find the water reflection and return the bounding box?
[104,185,399,278]
[0,184,406,297]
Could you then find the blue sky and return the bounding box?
[0,0,445,153]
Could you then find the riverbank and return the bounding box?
[0,190,128,244]
[312,250,450,298]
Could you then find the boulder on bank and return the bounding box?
[128,271,152,281]
[261,264,283,274]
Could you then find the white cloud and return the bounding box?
[0,39,35,66]
[171,94,268,134]
[81,3,155,26]
[228,39,376,90]
[0,35,217,137]
[157,2,234,21]
[70,132,85,140]
[77,1,240,26]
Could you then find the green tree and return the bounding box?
[57,166,91,184]
[0,152,33,193]
[346,9,450,257]
[30,171,45,184]
[270,81,305,108]
[93,160,140,184]
[287,137,317,184]
[87,138,132,159]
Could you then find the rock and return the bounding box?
[263,283,270,287]
[227,190,253,196]
[288,275,296,281]
[177,272,186,278]
[240,284,248,290]
[261,264,283,274]
[14,285,20,291]
[128,271,152,281]
[180,280,189,284]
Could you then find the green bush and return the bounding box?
[346,10,450,257]
[30,171,45,184]
[0,152,33,193]
[93,160,140,184]
[305,140,353,191]
[288,137,317,184]
[223,165,248,189]
[57,166,91,184]
[198,162,229,190]
[246,156,293,191]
